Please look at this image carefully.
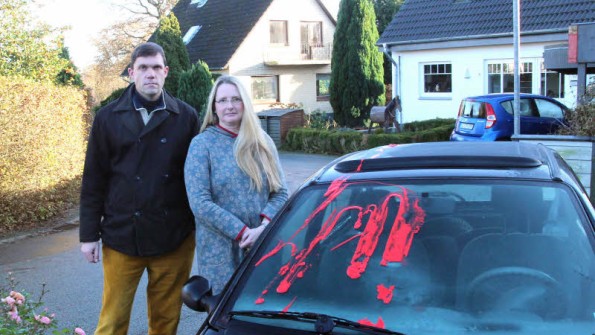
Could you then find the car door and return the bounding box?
[534,98,566,134]
[518,98,542,134]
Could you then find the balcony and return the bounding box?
[264,43,332,66]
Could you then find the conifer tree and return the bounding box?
[178,60,213,122]
[155,12,190,96]
[330,0,385,127]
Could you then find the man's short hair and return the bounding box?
[130,42,167,68]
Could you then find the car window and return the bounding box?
[500,98,537,117]
[535,98,564,118]
[228,180,594,334]
[460,100,486,118]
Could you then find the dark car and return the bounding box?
[450,93,569,141]
[183,142,595,335]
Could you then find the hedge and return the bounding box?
[0,76,90,235]
[282,118,455,155]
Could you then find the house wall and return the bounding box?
[392,41,576,123]
[226,0,335,114]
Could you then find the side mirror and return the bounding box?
[182,275,218,313]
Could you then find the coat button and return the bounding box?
[134,211,142,217]
[160,138,167,143]
[135,176,141,181]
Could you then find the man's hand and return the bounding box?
[81,241,100,263]
[239,225,266,249]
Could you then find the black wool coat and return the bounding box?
[79,84,200,256]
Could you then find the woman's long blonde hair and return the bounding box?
[201,75,283,192]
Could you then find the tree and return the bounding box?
[55,40,84,87]
[155,12,190,97]
[330,0,385,128]
[178,60,213,122]
[374,0,403,85]
[85,0,177,104]
[0,0,68,82]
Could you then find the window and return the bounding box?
[190,0,207,7]
[535,99,564,118]
[541,63,565,98]
[301,21,322,59]
[423,63,452,93]
[488,61,532,93]
[251,76,279,103]
[316,74,330,101]
[183,26,201,45]
[270,21,288,45]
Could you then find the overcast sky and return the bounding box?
[31,0,121,70]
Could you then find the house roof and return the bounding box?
[378,0,595,46]
[173,0,274,70]
[172,0,337,71]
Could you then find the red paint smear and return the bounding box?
[377,284,394,304]
[282,296,297,312]
[356,159,364,172]
[251,176,426,315]
[359,317,385,329]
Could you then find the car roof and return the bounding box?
[463,93,554,101]
[308,141,574,185]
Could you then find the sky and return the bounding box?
[31,0,122,70]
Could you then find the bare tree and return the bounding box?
[84,0,177,104]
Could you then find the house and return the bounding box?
[171,0,338,114]
[377,0,595,123]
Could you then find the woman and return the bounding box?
[184,75,289,294]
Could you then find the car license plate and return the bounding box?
[460,123,474,130]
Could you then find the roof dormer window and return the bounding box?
[190,0,207,8]
[183,25,201,45]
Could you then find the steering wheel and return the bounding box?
[464,266,567,320]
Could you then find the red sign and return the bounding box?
[568,25,578,64]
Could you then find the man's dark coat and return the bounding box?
[80,84,199,256]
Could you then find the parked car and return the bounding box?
[450,93,569,141]
[183,142,595,335]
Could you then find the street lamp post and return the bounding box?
[513,0,521,136]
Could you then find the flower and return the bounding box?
[1,274,83,335]
[34,314,52,325]
[8,310,22,323]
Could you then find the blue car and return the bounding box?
[450,93,569,141]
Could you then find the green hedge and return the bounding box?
[282,118,455,155]
[0,76,89,234]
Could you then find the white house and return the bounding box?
[377,0,595,124]
[173,0,338,114]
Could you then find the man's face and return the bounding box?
[128,54,169,101]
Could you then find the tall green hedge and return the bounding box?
[0,75,88,234]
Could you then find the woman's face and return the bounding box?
[214,83,244,131]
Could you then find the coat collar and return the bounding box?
[111,84,181,137]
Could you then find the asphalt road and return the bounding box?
[0,151,337,335]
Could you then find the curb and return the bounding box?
[0,211,80,246]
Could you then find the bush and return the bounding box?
[0,76,88,235]
[557,101,595,137]
[283,118,454,155]
[1,273,86,335]
[178,61,213,121]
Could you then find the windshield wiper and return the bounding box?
[229,310,405,335]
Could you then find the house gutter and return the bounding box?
[378,28,569,47]
[382,43,402,126]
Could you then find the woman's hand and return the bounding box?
[239,225,266,249]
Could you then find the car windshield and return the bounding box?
[228,179,594,334]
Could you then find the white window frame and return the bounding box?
[419,62,452,98]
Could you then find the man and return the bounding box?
[79,42,199,335]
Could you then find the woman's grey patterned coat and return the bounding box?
[184,126,289,294]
